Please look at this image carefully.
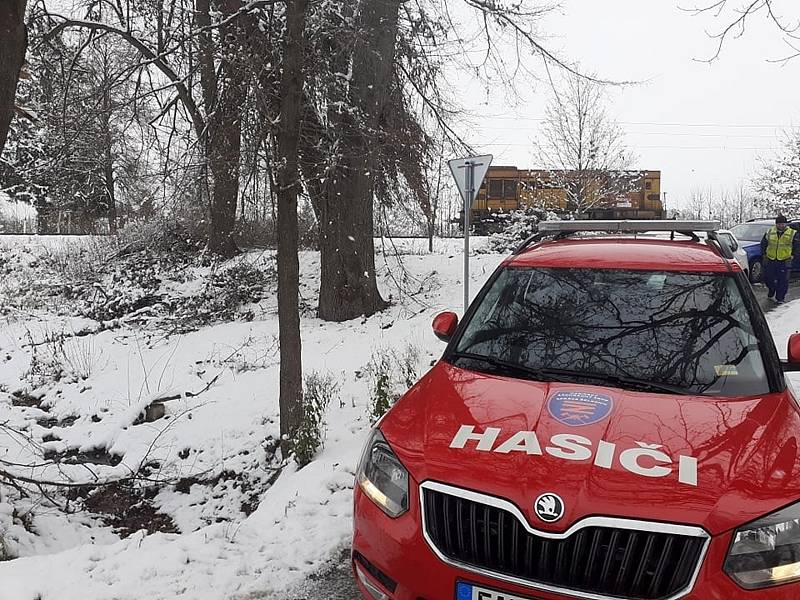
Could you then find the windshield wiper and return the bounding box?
[449,352,570,383]
[449,354,694,395]
[546,369,694,396]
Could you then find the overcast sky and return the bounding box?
[459,0,799,211]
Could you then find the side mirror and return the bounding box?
[789,334,800,365]
[432,312,458,343]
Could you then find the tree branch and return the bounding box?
[44,15,206,142]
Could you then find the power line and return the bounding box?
[478,142,778,151]
[482,128,779,139]
[480,116,793,129]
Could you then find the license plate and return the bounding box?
[456,581,538,600]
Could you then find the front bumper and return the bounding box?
[352,482,800,600]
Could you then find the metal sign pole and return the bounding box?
[448,154,491,316]
[464,161,474,315]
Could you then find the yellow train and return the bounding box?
[470,166,664,233]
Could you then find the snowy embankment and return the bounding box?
[0,235,500,600]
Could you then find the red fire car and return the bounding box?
[352,220,800,600]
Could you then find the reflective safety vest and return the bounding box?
[766,226,796,261]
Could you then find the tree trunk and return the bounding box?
[36,207,52,234]
[298,100,325,220]
[195,0,214,222]
[0,0,27,156]
[101,87,117,234]
[104,146,117,234]
[207,104,242,256]
[276,0,308,446]
[316,0,401,322]
[204,0,244,258]
[317,143,386,321]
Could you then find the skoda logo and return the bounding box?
[534,493,565,523]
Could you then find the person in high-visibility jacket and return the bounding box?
[760,215,800,303]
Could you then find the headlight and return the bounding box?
[724,501,800,589]
[357,429,409,518]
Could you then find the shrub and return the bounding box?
[38,236,112,283]
[175,261,271,327]
[0,489,15,561]
[25,328,106,385]
[0,536,9,561]
[234,200,318,250]
[485,209,554,254]
[85,252,272,329]
[234,219,276,249]
[54,335,105,381]
[365,349,394,423]
[293,371,339,467]
[364,344,422,423]
[398,343,420,390]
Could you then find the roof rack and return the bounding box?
[538,220,720,234]
[514,220,733,260]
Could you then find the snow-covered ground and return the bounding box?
[0,234,798,600]
[0,235,500,600]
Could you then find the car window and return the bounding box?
[730,223,770,242]
[718,232,738,252]
[453,267,769,397]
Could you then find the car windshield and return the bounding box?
[730,223,770,242]
[452,267,769,396]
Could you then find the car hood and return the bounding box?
[740,240,761,255]
[381,361,800,535]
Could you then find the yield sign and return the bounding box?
[448,155,493,207]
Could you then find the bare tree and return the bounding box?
[731,182,760,224]
[424,158,444,253]
[3,11,166,234]
[685,0,800,62]
[534,71,634,216]
[754,128,800,214]
[45,0,254,255]
[685,187,713,221]
[677,184,759,227]
[0,0,28,156]
[201,0,249,257]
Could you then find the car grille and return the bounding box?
[422,487,706,600]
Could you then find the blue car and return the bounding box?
[730,218,800,283]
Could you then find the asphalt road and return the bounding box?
[753,278,800,313]
[285,279,798,600]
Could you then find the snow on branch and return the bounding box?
[683,0,800,62]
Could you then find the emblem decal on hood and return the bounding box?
[534,493,565,523]
[548,391,614,426]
